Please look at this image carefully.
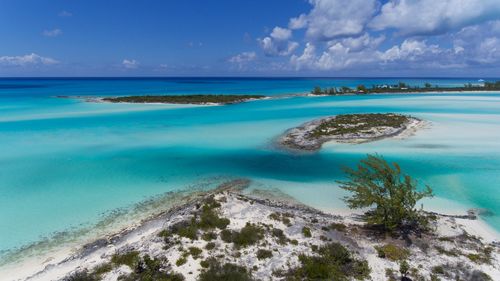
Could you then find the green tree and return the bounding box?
[356,84,367,92]
[338,155,433,232]
[399,260,410,278]
[312,86,323,95]
[424,83,432,88]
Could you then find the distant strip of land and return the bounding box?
[99,95,266,105]
[279,113,424,151]
[309,81,500,96]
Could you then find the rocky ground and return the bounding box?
[19,180,499,281]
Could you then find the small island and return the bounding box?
[100,94,266,105]
[279,113,423,151]
[310,81,500,96]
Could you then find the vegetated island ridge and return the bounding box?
[279,113,425,151]
[14,175,499,281]
[308,80,500,96]
[99,94,267,105]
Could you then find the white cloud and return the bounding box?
[58,10,72,17]
[288,14,307,29]
[370,0,500,36]
[42,29,62,37]
[229,52,257,64]
[380,40,441,62]
[122,59,139,69]
[0,53,59,66]
[258,26,299,56]
[336,33,385,52]
[270,27,292,41]
[290,0,377,40]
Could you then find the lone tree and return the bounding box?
[339,154,433,232]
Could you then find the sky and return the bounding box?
[0,0,499,77]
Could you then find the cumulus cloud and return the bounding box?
[229,52,256,64]
[258,26,299,56]
[290,33,386,71]
[289,0,378,40]
[370,0,500,36]
[42,29,62,37]
[380,40,442,62]
[0,53,59,66]
[122,59,139,69]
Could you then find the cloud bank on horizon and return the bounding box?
[1,0,499,76]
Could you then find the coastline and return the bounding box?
[278,114,426,151]
[2,180,498,281]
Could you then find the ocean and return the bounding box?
[1,77,499,264]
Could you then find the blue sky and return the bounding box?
[1,0,499,77]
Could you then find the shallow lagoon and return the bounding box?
[0,78,499,262]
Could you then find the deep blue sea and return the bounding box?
[1,77,499,264]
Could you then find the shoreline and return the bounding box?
[56,95,271,106]
[278,114,426,151]
[1,180,498,281]
[54,89,500,107]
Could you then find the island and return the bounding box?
[279,113,423,151]
[100,94,266,105]
[310,81,500,96]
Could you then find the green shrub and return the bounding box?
[233,223,264,247]
[176,257,187,266]
[111,251,140,268]
[282,217,291,226]
[283,243,370,280]
[256,249,273,260]
[200,260,210,268]
[220,229,232,243]
[120,255,185,281]
[290,239,299,246]
[375,244,410,261]
[329,222,347,232]
[64,270,98,281]
[432,265,445,275]
[198,204,230,230]
[205,242,216,250]
[202,231,217,241]
[220,223,264,248]
[269,213,280,221]
[198,261,253,281]
[399,260,410,277]
[302,226,312,238]
[92,262,112,276]
[189,247,203,259]
[271,228,288,245]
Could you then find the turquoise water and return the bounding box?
[1,78,499,261]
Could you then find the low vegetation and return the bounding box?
[310,81,500,96]
[158,196,230,242]
[310,113,411,138]
[302,226,312,238]
[220,223,265,248]
[256,249,273,260]
[65,254,184,281]
[278,242,370,280]
[102,94,265,105]
[198,260,253,281]
[375,244,410,261]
